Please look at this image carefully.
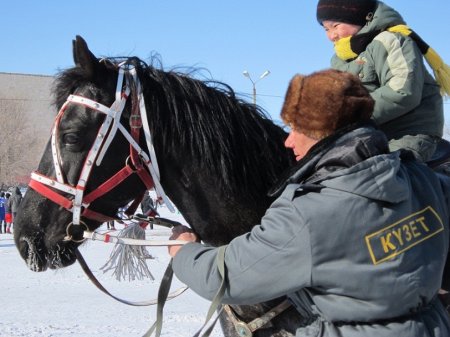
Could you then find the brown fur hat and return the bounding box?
[281,69,374,140]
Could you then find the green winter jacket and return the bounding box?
[330,1,443,140]
[173,125,450,337]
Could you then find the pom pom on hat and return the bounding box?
[317,0,377,26]
[281,69,374,140]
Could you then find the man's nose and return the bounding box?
[284,133,294,148]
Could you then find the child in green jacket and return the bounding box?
[316,0,450,162]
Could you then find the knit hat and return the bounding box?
[316,0,377,26]
[281,69,374,140]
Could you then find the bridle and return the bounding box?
[29,63,174,240]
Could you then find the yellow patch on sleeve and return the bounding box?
[365,206,444,265]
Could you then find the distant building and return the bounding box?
[0,72,56,135]
[0,72,56,185]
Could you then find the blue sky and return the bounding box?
[2,0,449,122]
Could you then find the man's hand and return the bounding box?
[168,225,199,257]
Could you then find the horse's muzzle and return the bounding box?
[16,235,48,272]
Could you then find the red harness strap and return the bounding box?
[29,180,73,210]
[82,208,116,222]
[125,190,146,217]
[83,166,135,204]
[135,166,155,190]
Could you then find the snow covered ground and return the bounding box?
[0,207,224,337]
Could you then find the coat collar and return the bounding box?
[268,123,388,197]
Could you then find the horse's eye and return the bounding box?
[63,133,80,145]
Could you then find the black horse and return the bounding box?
[13,36,303,336]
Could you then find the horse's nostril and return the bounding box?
[18,238,30,261]
[18,235,48,272]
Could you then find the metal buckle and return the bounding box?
[234,322,253,337]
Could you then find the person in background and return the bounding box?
[168,69,450,337]
[0,192,5,234]
[139,190,158,230]
[141,190,156,215]
[7,187,22,233]
[106,220,116,230]
[4,193,12,234]
[316,0,450,162]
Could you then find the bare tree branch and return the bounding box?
[0,99,48,186]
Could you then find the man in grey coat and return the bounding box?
[169,69,450,336]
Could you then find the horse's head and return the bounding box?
[15,35,295,271]
[14,36,149,271]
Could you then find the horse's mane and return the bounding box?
[52,56,291,198]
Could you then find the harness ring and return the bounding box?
[64,221,89,243]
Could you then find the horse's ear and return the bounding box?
[72,40,79,65]
[72,35,99,79]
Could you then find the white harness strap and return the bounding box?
[130,69,160,179]
[130,68,174,212]
[84,231,187,246]
[31,171,78,197]
[96,68,128,165]
[51,100,72,184]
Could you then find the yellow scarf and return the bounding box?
[334,24,450,97]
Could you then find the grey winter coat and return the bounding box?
[4,196,11,214]
[8,187,22,213]
[173,126,450,337]
[330,1,444,140]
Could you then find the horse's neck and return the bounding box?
[159,163,270,246]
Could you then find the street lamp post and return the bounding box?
[242,70,271,106]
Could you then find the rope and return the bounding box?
[142,260,176,337]
[192,245,228,337]
[75,249,188,306]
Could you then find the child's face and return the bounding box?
[322,20,362,42]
